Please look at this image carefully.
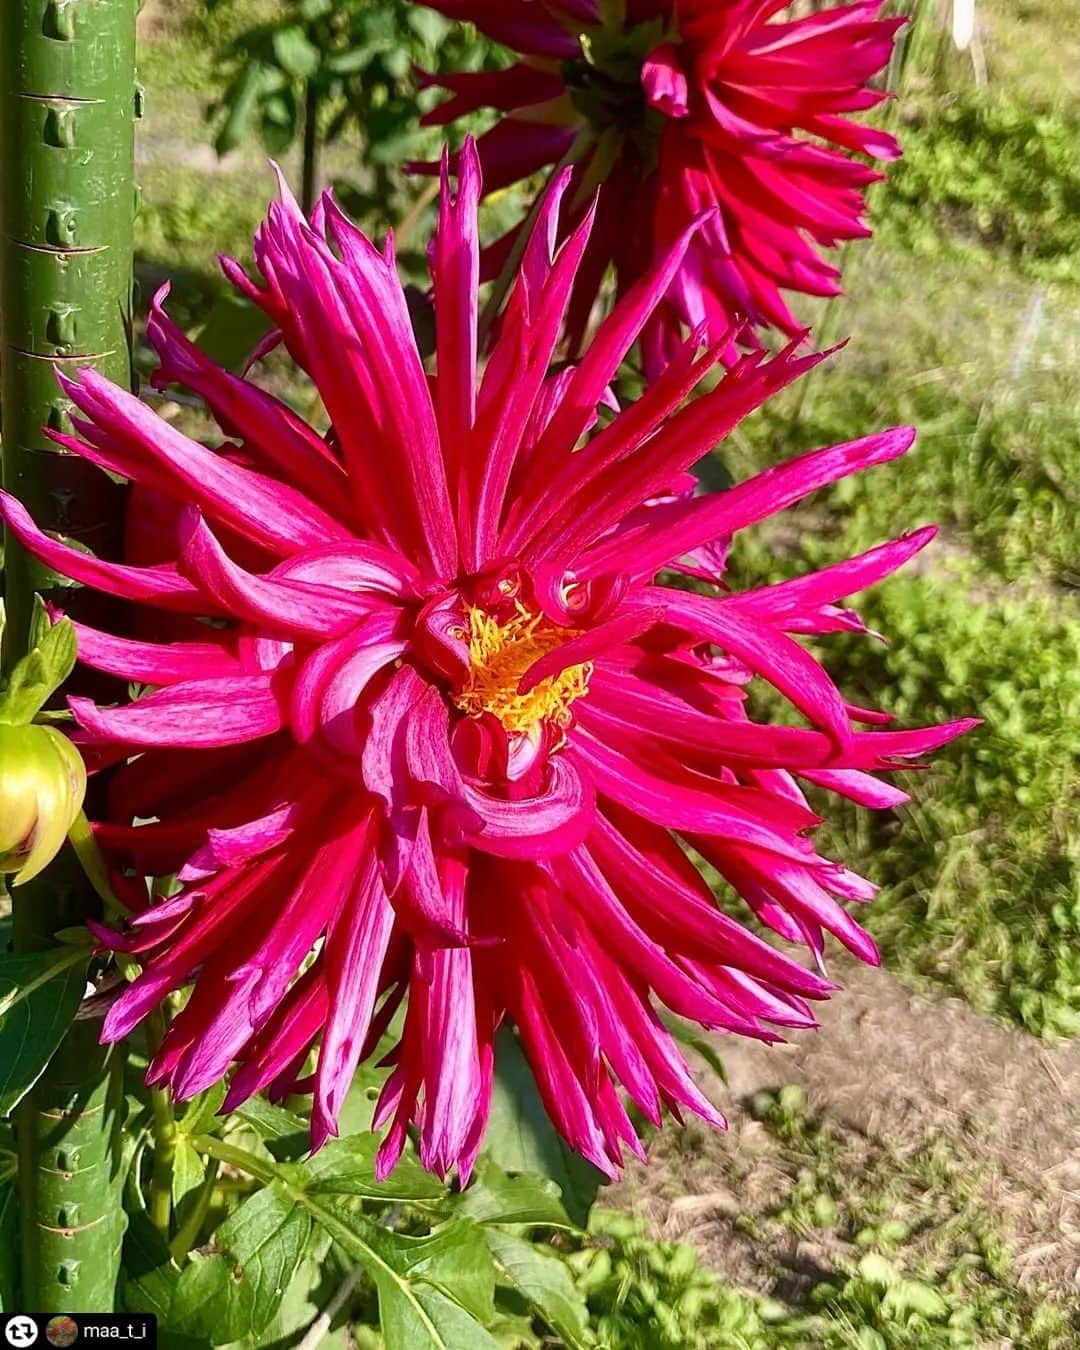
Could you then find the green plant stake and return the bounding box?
[0,0,137,1312]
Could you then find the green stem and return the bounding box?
[15,1031,126,1313]
[300,78,320,216]
[168,1158,219,1266]
[190,1136,276,1188]
[1,0,137,1311]
[145,1011,177,1242]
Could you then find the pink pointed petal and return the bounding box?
[724,526,937,624]
[57,368,350,556]
[180,510,377,640]
[0,490,212,613]
[312,850,396,1149]
[70,620,242,685]
[463,759,595,858]
[70,676,283,749]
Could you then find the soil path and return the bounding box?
[615,959,1080,1295]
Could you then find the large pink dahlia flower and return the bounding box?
[2,144,970,1181]
[417,0,902,369]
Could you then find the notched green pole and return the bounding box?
[1,0,137,1312]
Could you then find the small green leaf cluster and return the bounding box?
[566,1209,773,1350]
[738,1088,1075,1350]
[822,572,1080,1038]
[875,94,1080,281]
[0,596,77,726]
[204,0,501,193]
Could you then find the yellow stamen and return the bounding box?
[453,603,591,734]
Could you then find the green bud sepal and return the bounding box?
[0,598,86,885]
[0,722,87,885]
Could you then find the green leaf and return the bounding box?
[120,1210,181,1321]
[68,810,127,924]
[232,1096,309,1159]
[271,24,321,78]
[0,947,89,1115]
[484,1228,592,1349]
[405,8,449,49]
[457,1159,574,1229]
[294,1132,447,1202]
[192,293,274,375]
[0,615,77,724]
[215,60,264,156]
[172,1135,207,1213]
[173,1183,312,1344]
[179,1081,229,1138]
[883,1278,950,1320]
[186,1135,498,1350]
[26,594,51,652]
[377,1283,500,1350]
[659,1011,727,1083]
[326,47,374,75]
[391,1223,496,1325]
[259,115,296,156]
[483,1028,604,1226]
[309,1201,499,1350]
[0,1178,16,1313]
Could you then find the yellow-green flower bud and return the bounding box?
[0,723,86,886]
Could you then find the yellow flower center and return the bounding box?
[452,604,591,734]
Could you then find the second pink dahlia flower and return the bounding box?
[2,142,970,1180]
[417,0,903,371]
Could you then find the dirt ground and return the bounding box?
[615,959,1080,1300]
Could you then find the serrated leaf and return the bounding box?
[392,1222,496,1324]
[0,616,77,725]
[378,1284,500,1350]
[0,947,89,1115]
[457,1159,574,1229]
[484,1229,592,1349]
[483,1029,604,1226]
[299,1198,498,1350]
[218,1238,335,1350]
[295,1132,446,1201]
[173,1183,312,1344]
